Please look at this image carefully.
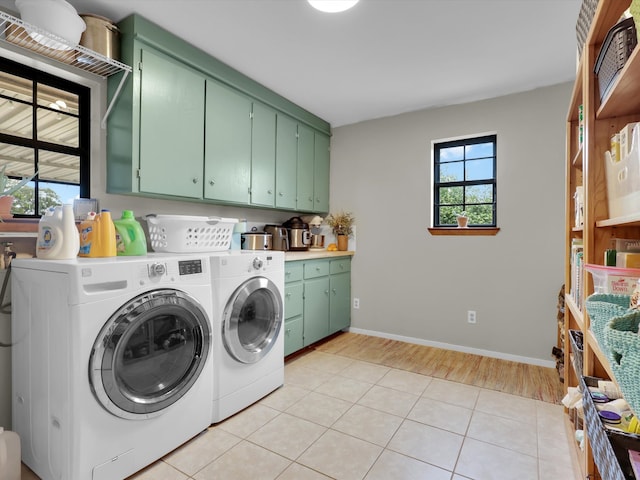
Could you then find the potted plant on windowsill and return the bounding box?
[326,211,355,251]
[456,211,468,228]
[0,165,37,220]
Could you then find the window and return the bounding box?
[433,134,497,227]
[0,57,90,216]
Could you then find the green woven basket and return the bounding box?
[605,310,640,416]
[585,294,631,355]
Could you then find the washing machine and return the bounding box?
[210,250,284,423]
[11,254,214,480]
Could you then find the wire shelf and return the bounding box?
[0,10,131,78]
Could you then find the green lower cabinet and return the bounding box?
[284,257,351,356]
[284,317,303,356]
[330,271,351,333]
[303,276,330,346]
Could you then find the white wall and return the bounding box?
[330,82,572,366]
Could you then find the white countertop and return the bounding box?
[285,250,355,261]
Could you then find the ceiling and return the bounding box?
[0,0,582,127]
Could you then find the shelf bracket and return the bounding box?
[101,69,130,129]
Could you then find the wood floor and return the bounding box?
[304,332,564,404]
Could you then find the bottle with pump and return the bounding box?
[113,210,147,256]
[36,204,79,259]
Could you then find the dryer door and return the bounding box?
[222,276,283,364]
[89,289,211,419]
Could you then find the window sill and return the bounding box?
[427,227,500,236]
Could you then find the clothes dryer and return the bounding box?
[210,251,284,423]
[11,254,213,480]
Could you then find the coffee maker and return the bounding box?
[264,224,290,251]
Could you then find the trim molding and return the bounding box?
[348,327,555,368]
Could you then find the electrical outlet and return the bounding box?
[467,310,477,324]
[353,298,360,309]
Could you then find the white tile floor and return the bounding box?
[20,349,580,480]
[122,349,581,480]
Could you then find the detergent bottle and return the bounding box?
[113,210,147,256]
[0,427,20,480]
[91,210,117,257]
[36,204,79,259]
[78,211,96,257]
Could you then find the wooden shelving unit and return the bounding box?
[564,1,640,478]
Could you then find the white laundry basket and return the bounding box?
[145,215,238,253]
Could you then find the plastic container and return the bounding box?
[0,427,21,480]
[145,215,238,253]
[114,210,147,256]
[606,125,640,219]
[78,211,96,257]
[15,0,86,49]
[585,264,640,295]
[36,204,79,259]
[94,210,116,257]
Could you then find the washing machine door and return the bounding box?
[222,276,283,364]
[89,289,211,419]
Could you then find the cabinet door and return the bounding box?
[303,276,329,346]
[314,132,330,213]
[284,317,304,356]
[250,102,276,207]
[204,79,252,204]
[330,272,351,333]
[275,115,298,210]
[139,48,205,198]
[296,124,315,212]
[285,283,303,320]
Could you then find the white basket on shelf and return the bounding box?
[145,214,238,253]
[606,125,640,219]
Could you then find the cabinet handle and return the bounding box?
[279,192,284,197]
[316,267,321,271]
[192,177,199,184]
[308,196,313,202]
[267,189,273,194]
[332,288,336,294]
[324,290,329,295]
[286,292,291,298]
[209,180,215,186]
[285,328,291,336]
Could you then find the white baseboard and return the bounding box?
[347,327,556,369]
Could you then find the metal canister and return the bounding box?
[79,14,120,60]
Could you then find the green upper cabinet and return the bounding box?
[296,124,315,212]
[204,79,252,204]
[250,102,277,207]
[107,14,331,212]
[314,132,330,213]
[138,48,205,198]
[275,115,298,210]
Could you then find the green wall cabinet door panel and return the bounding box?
[275,115,298,210]
[314,132,330,213]
[284,317,304,356]
[138,48,205,198]
[204,79,252,204]
[303,276,330,346]
[296,124,315,212]
[250,102,277,207]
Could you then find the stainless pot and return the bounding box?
[241,232,272,250]
[264,225,289,251]
[310,234,325,249]
[79,14,120,60]
[283,217,310,251]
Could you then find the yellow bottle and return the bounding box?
[79,210,116,257]
[94,210,117,257]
